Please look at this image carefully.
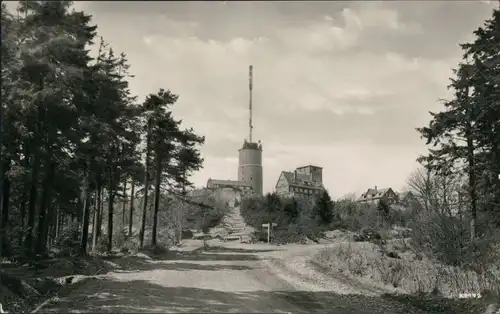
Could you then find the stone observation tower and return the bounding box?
[238,65,263,196]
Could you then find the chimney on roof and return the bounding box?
[294,170,297,181]
[375,185,378,192]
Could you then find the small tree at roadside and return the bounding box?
[314,191,335,225]
[283,198,299,223]
[377,199,391,227]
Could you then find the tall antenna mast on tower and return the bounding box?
[248,65,253,143]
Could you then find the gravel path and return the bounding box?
[34,241,429,314]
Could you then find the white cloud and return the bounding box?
[65,1,493,196]
[354,4,422,33]
[142,36,154,46]
[141,30,449,117]
[116,6,461,195]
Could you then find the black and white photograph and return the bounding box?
[0,1,499,313]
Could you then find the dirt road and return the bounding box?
[35,241,428,314]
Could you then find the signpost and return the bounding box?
[262,222,278,244]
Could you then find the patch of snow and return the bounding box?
[132,252,152,260]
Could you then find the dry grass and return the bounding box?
[373,256,407,288]
[314,240,500,300]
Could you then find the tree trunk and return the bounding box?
[0,91,4,257]
[18,187,27,247]
[0,178,3,258]
[442,176,451,216]
[17,143,30,247]
[24,94,46,257]
[107,173,116,253]
[92,187,101,254]
[465,123,477,240]
[202,210,207,250]
[97,187,104,239]
[424,165,431,211]
[25,148,41,257]
[128,181,135,236]
[91,194,95,238]
[0,159,10,257]
[121,178,127,226]
[55,207,61,238]
[151,155,162,246]
[51,205,59,243]
[35,160,55,255]
[80,169,91,256]
[139,119,152,248]
[182,170,186,195]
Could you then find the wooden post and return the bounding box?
[267,224,270,244]
[262,223,278,244]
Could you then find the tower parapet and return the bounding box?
[241,139,263,151]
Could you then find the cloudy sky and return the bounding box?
[8,1,497,197]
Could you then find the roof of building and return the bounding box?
[398,191,409,198]
[280,171,325,190]
[207,179,251,187]
[357,187,394,201]
[296,164,323,169]
[397,191,416,200]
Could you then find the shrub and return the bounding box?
[240,197,269,228]
[251,230,268,243]
[52,223,80,257]
[389,208,413,227]
[113,228,127,248]
[409,210,499,270]
[336,243,368,276]
[96,234,109,252]
[241,194,322,244]
[314,191,335,225]
[272,228,307,244]
[336,203,380,232]
[374,257,408,287]
[139,244,169,257]
[354,227,382,242]
[181,229,193,239]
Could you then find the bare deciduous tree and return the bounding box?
[406,166,466,216]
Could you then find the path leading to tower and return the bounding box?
[209,187,255,241]
[34,240,430,314]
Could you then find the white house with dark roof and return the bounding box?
[275,165,326,201]
[357,186,398,205]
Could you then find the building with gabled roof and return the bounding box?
[275,165,326,201]
[357,186,398,204]
[397,191,419,207]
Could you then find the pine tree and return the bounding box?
[376,199,391,227]
[283,198,299,222]
[7,1,99,256]
[138,89,180,247]
[461,9,500,227]
[0,1,204,259]
[314,191,335,225]
[418,9,500,238]
[0,2,20,258]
